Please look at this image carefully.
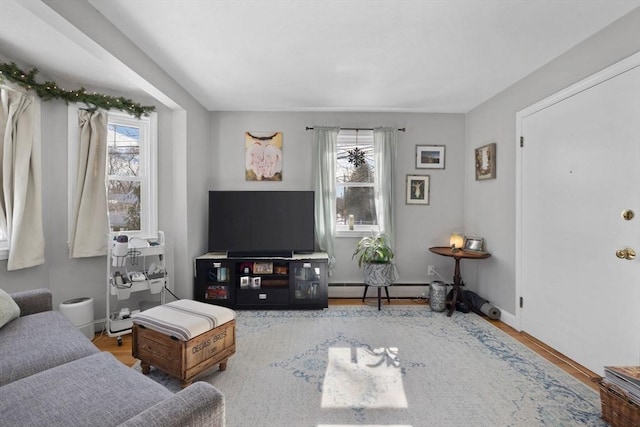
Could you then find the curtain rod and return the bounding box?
[305,126,406,132]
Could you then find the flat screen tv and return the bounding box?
[208,191,315,257]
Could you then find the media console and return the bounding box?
[194,252,328,309]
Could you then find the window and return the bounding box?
[68,108,158,240]
[106,112,157,236]
[335,130,378,235]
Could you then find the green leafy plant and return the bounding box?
[0,62,155,118]
[352,233,394,268]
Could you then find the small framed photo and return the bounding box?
[463,236,484,252]
[250,277,262,289]
[253,262,273,274]
[416,145,445,169]
[240,276,250,289]
[475,142,496,180]
[406,175,430,205]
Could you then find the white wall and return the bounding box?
[210,111,466,293]
[464,7,640,317]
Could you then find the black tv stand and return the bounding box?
[194,252,328,309]
[227,250,293,258]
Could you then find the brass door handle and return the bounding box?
[616,248,636,260]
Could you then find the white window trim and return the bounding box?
[0,84,41,260]
[336,227,379,238]
[67,106,158,244]
[335,130,379,238]
[0,236,7,261]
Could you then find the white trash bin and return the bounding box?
[429,281,447,312]
[59,297,95,340]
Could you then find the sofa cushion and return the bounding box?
[0,352,173,427]
[0,310,99,386]
[0,288,20,328]
[11,288,52,316]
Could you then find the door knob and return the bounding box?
[616,248,636,260]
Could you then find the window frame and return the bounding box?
[335,130,379,238]
[68,106,158,242]
[0,229,6,260]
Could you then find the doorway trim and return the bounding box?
[514,51,640,330]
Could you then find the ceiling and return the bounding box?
[0,0,639,113]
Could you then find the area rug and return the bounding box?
[134,306,605,427]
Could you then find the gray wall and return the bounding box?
[0,90,173,318]
[464,7,640,318]
[0,0,213,319]
[210,112,466,290]
[2,3,638,322]
[0,82,210,320]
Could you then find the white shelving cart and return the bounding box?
[106,231,167,346]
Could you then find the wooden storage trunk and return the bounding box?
[133,319,236,387]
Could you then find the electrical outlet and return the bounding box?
[428,265,435,276]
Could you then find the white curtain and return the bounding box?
[373,127,399,280]
[373,127,397,244]
[69,110,108,258]
[0,87,44,270]
[312,126,339,274]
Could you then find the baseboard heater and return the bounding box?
[329,282,430,287]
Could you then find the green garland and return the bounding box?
[0,62,155,118]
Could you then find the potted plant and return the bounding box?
[352,233,395,287]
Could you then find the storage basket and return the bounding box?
[595,377,640,427]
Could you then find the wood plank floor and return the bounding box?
[93,297,599,392]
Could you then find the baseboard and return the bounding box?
[94,318,107,334]
[495,307,517,329]
[328,283,430,299]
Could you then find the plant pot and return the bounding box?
[363,263,393,287]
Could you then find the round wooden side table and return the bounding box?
[429,246,492,317]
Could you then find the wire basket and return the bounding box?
[595,378,640,427]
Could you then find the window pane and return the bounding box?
[336,144,374,184]
[336,185,377,225]
[107,180,141,232]
[107,124,139,177]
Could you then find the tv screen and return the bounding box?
[208,191,315,257]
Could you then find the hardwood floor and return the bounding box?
[93,297,599,391]
[92,332,138,367]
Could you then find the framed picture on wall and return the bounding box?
[245,131,283,181]
[416,145,445,169]
[406,175,430,205]
[475,142,496,180]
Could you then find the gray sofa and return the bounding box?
[0,289,225,426]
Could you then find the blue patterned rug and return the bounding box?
[136,306,604,426]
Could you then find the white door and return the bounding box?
[519,58,640,375]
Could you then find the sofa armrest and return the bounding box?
[118,382,225,427]
[10,289,52,316]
